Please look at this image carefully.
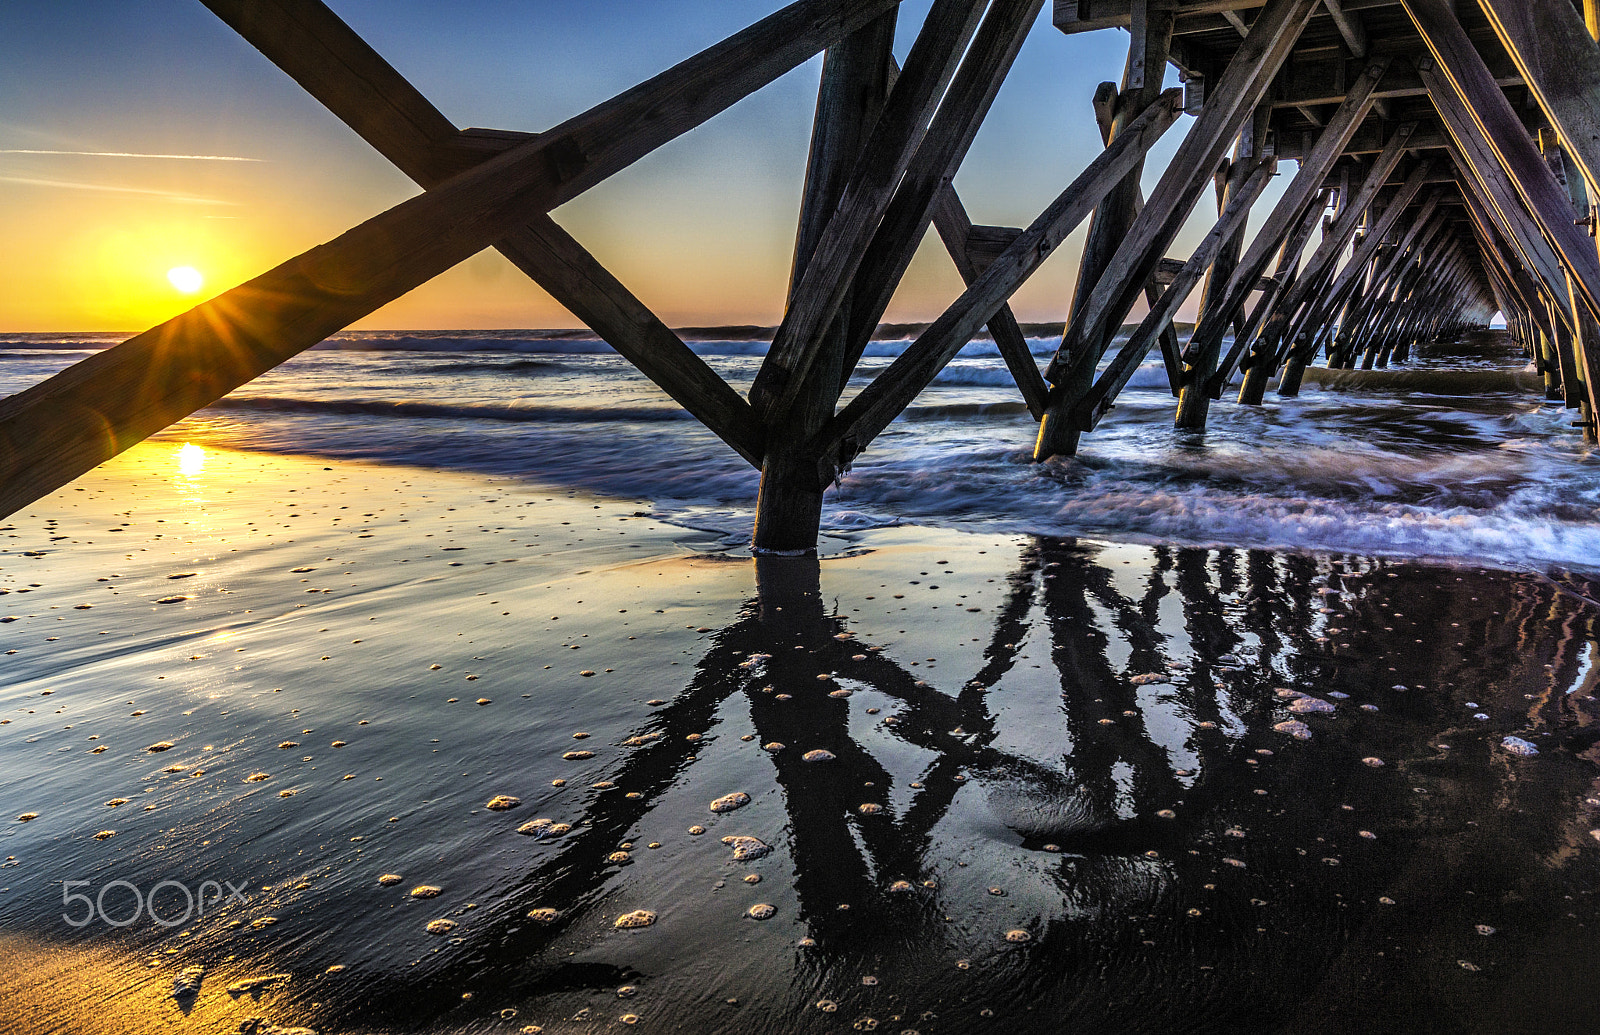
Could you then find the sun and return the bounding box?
[167,266,205,294]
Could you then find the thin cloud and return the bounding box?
[0,149,262,162]
[0,175,238,205]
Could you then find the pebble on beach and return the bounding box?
[614,910,657,929]
[1273,720,1312,740]
[709,792,751,814]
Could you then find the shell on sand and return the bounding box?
[709,792,750,814]
[613,909,656,929]
[485,795,521,811]
[721,835,772,861]
[1501,736,1539,757]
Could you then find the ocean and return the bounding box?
[2,327,1594,573]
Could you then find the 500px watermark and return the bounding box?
[62,879,249,928]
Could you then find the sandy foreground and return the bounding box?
[2,442,1599,1035]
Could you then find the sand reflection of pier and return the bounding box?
[335,539,1600,1033]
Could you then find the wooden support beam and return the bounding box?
[1035,0,1321,459]
[1239,124,1415,392]
[929,193,1051,417]
[1173,108,1272,429]
[1438,121,1572,326]
[1285,162,1431,358]
[1222,187,1330,395]
[754,10,899,552]
[815,90,1185,468]
[0,142,630,517]
[1060,3,1179,405]
[1305,188,1442,341]
[1181,57,1390,404]
[749,0,988,422]
[1323,0,1369,57]
[839,0,1046,391]
[200,0,904,472]
[1404,0,1600,325]
[1079,157,1277,430]
[1475,0,1600,200]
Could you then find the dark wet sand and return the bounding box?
[2,442,1599,1035]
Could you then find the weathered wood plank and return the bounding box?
[1323,0,1369,57]
[815,89,1185,466]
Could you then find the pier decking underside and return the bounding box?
[1,0,1597,550]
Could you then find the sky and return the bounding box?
[0,1,1296,332]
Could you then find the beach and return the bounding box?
[2,439,1599,1034]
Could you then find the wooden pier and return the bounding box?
[2,0,1598,551]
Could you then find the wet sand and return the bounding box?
[2,442,1600,1034]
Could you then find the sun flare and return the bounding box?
[176,442,205,477]
[167,266,204,294]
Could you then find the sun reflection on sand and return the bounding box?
[177,442,205,479]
